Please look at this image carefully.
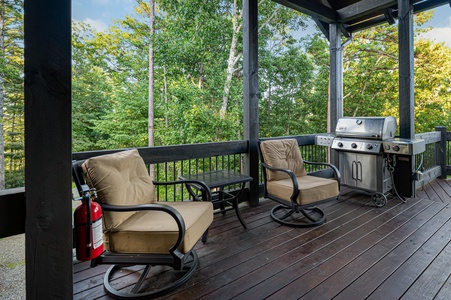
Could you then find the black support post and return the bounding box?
[24,0,73,298]
[436,126,447,179]
[243,0,260,206]
[328,23,343,133]
[398,0,415,139]
[329,23,343,167]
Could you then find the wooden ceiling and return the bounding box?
[273,0,451,38]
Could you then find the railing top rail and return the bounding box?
[259,134,317,146]
[72,140,249,164]
[415,131,441,144]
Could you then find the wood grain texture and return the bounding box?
[73,182,451,299]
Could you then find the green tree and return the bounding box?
[304,11,451,134]
[0,0,24,188]
[72,21,113,151]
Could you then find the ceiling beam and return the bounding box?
[348,0,451,33]
[272,0,337,23]
[313,18,330,40]
[412,0,451,13]
[337,0,397,23]
[384,8,396,25]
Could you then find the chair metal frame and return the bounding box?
[258,139,341,228]
[72,160,212,299]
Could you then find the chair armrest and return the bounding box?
[153,179,212,201]
[100,203,186,258]
[261,162,300,202]
[304,161,341,184]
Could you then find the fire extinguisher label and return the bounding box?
[92,217,103,250]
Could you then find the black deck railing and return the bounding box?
[1,128,449,238]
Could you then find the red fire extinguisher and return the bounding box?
[74,186,104,261]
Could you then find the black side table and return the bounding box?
[179,170,252,231]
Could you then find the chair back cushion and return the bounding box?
[260,139,307,182]
[82,149,155,230]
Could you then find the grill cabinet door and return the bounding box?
[338,151,379,191]
[338,152,357,187]
[356,153,378,191]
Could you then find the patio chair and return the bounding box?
[258,138,341,227]
[72,149,213,299]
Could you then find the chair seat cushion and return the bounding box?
[104,201,213,254]
[267,175,339,206]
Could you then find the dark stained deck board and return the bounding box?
[435,179,451,205]
[428,179,451,205]
[422,181,442,203]
[200,197,423,299]
[381,224,451,300]
[73,180,451,300]
[239,196,436,300]
[433,272,451,300]
[170,198,389,299]
[336,206,451,299]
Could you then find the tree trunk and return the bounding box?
[148,0,154,147]
[220,0,242,119]
[147,0,155,179]
[163,65,168,127]
[0,1,6,189]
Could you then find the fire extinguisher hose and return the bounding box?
[83,190,92,259]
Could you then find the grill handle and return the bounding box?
[336,133,380,139]
[357,161,362,181]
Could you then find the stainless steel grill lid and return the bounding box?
[335,116,396,140]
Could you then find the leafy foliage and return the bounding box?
[1,0,24,188]
[2,3,451,189]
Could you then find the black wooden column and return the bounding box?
[24,0,73,298]
[329,23,343,166]
[398,0,415,139]
[329,23,343,132]
[436,126,447,179]
[243,0,260,206]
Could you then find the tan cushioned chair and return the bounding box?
[82,149,213,254]
[73,149,213,299]
[259,139,340,227]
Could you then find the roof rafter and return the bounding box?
[337,0,397,23]
[273,0,338,22]
[274,0,451,35]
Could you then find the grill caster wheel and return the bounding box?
[372,193,387,207]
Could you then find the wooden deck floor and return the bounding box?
[74,179,451,299]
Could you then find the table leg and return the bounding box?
[219,184,247,229]
[232,184,247,229]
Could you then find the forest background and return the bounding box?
[1,0,451,189]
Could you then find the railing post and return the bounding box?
[435,126,447,179]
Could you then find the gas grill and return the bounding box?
[323,116,426,207]
[316,116,425,207]
[331,117,396,206]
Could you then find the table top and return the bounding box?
[179,170,252,189]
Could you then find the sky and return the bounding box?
[72,0,451,47]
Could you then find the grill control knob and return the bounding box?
[351,143,357,149]
[366,144,373,150]
[393,145,400,152]
[385,145,390,150]
[337,142,343,147]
